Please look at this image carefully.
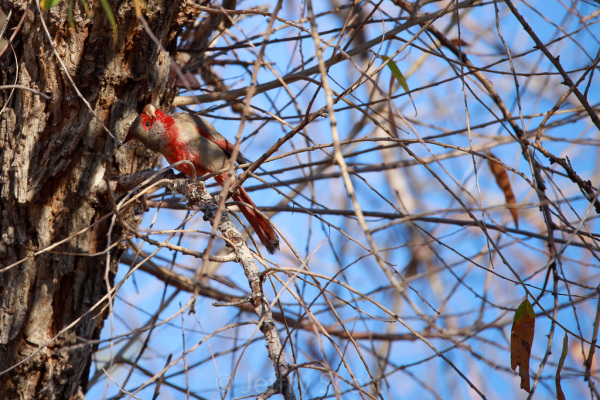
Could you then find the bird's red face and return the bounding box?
[123,105,167,154]
[124,105,158,143]
[139,113,153,132]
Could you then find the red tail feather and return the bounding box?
[216,175,279,254]
[232,188,279,254]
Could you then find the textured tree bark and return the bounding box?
[0,1,188,398]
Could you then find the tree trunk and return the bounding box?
[0,1,188,398]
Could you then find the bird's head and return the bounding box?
[125,104,164,152]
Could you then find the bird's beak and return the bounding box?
[143,104,156,118]
[124,130,133,143]
[124,115,140,143]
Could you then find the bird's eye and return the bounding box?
[145,121,151,127]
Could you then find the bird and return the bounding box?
[125,104,279,254]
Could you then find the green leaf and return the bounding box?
[381,55,409,93]
[67,0,74,29]
[514,298,535,321]
[99,0,118,44]
[556,333,568,400]
[133,0,142,18]
[40,0,62,11]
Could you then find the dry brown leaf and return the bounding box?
[511,299,535,393]
[449,38,470,47]
[486,151,519,228]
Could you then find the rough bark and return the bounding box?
[0,1,189,398]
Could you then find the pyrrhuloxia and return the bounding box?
[125,104,279,254]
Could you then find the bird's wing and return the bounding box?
[174,113,248,166]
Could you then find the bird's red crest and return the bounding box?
[154,109,176,138]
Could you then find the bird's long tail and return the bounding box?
[216,175,279,254]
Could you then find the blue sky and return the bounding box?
[88,1,600,398]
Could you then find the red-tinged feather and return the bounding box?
[164,149,202,177]
[197,127,235,156]
[155,110,177,140]
[215,174,279,254]
[162,134,211,177]
[128,105,279,253]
